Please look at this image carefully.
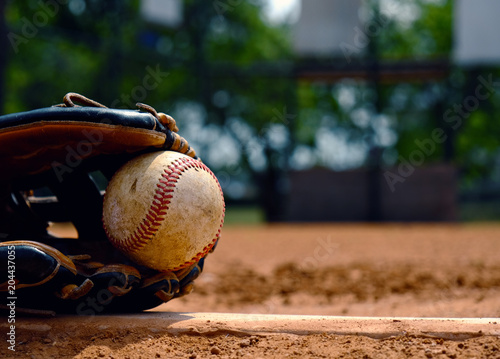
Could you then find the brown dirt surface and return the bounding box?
[166,223,500,318]
[6,328,500,359]
[4,223,500,358]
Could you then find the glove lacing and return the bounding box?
[55,92,197,159]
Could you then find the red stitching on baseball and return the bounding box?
[105,155,225,271]
[167,159,226,272]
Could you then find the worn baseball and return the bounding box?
[102,151,225,272]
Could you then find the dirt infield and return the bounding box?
[4,223,500,358]
[166,223,500,318]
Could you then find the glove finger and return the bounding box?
[102,271,180,312]
[90,264,141,298]
[69,264,142,314]
[0,240,77,290]
[0,105,166,179]
[0,241,94,311]
[141,271,180,302]
[178,257,204,287]
[174,258,205,298]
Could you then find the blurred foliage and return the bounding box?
[293,0,500,199]
[377,0,453,59]
[1,0,500,217]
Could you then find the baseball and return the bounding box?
[102,151,225,272]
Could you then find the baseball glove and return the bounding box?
[0,93,216,315]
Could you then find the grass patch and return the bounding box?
[459,201,500,222]
[223,206,265,225]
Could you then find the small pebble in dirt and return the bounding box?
[239,339,251,348]
[42,338,51,344]
[210,346,221,355]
